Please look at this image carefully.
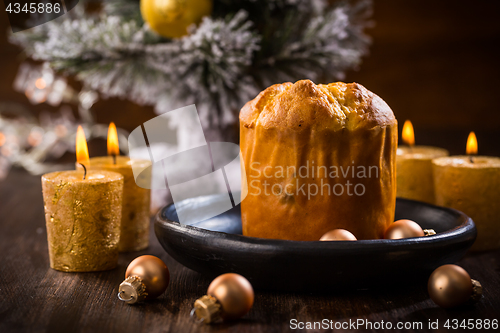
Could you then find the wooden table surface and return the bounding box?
[1,169,499,333]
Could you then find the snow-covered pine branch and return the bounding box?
[10,0,372,129]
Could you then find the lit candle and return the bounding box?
[42,126,124,272]
[77,123,152,252]
[396,120,449,204]
[433,132,500,251]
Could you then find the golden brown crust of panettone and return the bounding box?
[240,80,396,131]
[239,80,398,241]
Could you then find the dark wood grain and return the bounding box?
[0,169,499,333]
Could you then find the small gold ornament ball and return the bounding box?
[207,273,254,320]
[125,255,170,299]
[320,229,357,241]
[140,0,213,39]
[428,264,473,308]
[384,219,424,239]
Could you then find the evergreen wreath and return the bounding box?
[11,0,373,132]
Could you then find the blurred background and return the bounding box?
[0,0,499,176]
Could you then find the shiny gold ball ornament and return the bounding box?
[384,219,425,239]
[140,0,213,39]
[320,229,357,241]
[118,255,170,304]
[192,273,254,324]
[428,264,482,308]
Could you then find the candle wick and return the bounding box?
[469,155,474,163]
[113,154,117,165]
[79,163,87,180]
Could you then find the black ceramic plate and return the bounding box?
[155,195,476,292]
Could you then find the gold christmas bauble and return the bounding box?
[320,229,357,241]
[428,264,473,308]
[140,0,213,39]
[384,219,425,239]
[125,255,170,299]
[207,273,254,320]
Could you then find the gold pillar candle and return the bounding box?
[433,156,500,251]
[396,120,449,204]
[42,170,124,272]
[397,146,449,204]
[78,156,152,252]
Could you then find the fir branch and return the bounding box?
[12,7,260,126]
[148,10,261,126]
[257,0,372,85]
[12,14,167,105]
[103,0,142,22]
[9,0,372,129]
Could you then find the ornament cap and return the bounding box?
[423,229,436,236]
[192,295,221,324]
[118,276,148,304]
[470,279,483,303]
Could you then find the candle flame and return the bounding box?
[107,122,119,156]
[0,132,5,147]
[466,131,478,155]
[76,125,89,166]
[402,120,415,146]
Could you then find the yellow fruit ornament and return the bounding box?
[140,0,213,39]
